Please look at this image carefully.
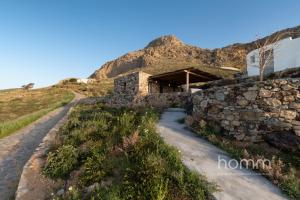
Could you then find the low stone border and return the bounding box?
[15,107,73,200]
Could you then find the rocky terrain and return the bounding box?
[89,35,246,79]
[90,25,300,79]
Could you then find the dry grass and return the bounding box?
[0,87,74,138]
[56,79,113,97]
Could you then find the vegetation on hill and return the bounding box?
[43,104,215,200]
[0,88,74,139]
[55,79,113,97]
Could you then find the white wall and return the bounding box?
[77,78,89,84]
[247,37,300,76]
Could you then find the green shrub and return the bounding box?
[44,105,214,199]
[81,155,105,184]
[117,111,136,136]
[56,187,82,200]
[81,153,111,185]
[43,145,79,179]
[182,170,209,200]
[68,78,78,83]
[64,129,86,146]
[160,145,185,185]
[84,114,112,140]
[60,114,81,135]
[90,185,121,200]
[121,153,168,200]
[280,176,300,199]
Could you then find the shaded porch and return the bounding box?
[148,67,221,93]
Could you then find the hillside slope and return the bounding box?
[90,35,246,79]
[0,88,74,138]
[90,25,300,79]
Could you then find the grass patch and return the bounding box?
[56,79,113,97]
[0,88,74,139]
[189,119,300,200]
[44,104,215,200]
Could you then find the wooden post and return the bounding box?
[186,71,189,92]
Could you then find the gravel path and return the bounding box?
[157,108,288,200]
[0,94,83,200]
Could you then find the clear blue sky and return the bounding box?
[1,0,300,89]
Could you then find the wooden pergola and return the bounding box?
[148,67,222,92]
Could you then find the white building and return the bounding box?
[76,78,89,84]
[76,78,96,84]
[246,37,300,76]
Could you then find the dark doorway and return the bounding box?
[159,84,163,93]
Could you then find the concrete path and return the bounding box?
[157,108,288,200]
[0,93,83,200]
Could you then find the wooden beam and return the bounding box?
[149,67,194,79]
[187,71,211,80]
[186,71,190,92]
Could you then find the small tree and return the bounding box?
[22,83,34,90]
[254,31,293,81]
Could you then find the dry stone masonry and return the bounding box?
[192,78,300,142]
[114,71,151,96]
[111,71,189,107]
[111,72,151,105]
[108,91,190,108]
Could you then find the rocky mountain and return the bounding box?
[90,25,300,79]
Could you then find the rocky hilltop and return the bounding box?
[90,25,300,79]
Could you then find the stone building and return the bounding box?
[114,71,151,96]
[113,68,222,96]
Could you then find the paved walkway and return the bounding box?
[0,94,83,200]
[157,108,288,200]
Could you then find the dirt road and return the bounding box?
[0,93,83,200]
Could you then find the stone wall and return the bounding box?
[139,72,151,95]
[114,72,139,96]
[135,92,190,108]
[192,78,300,142]
[114,71,151,96]
[108,92,190,108]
